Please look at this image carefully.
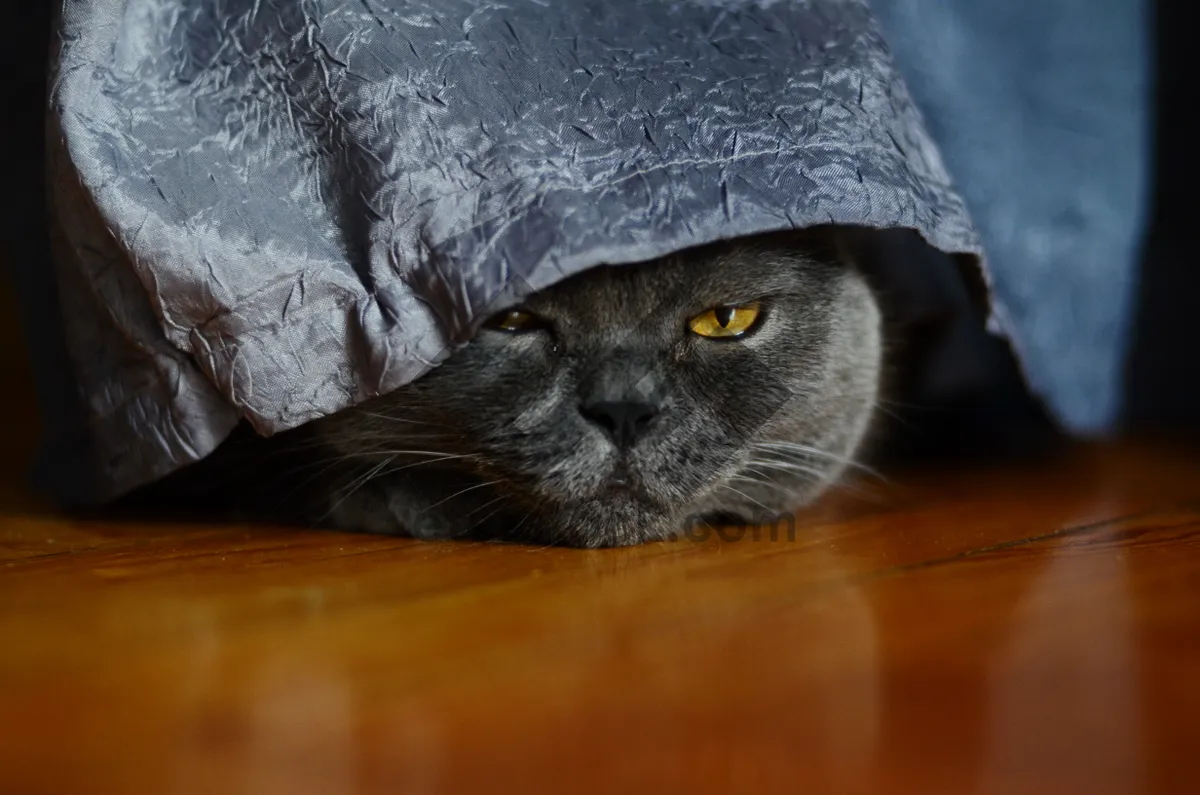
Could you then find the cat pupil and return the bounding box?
[714,306,735,328]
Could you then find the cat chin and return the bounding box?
[325,480,677,548]
[324,468,820,548]
[513,492,680,548]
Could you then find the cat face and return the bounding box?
[314,233,882,547]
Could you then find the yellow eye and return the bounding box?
[687,302,762,338]
[485,309,545,332]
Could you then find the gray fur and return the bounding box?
[312,233,882,547]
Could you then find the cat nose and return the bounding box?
[579,400,660,449]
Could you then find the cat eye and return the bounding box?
[687,302,762,339]
[485,308,548,333]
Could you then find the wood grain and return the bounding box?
[0,442,1197,795]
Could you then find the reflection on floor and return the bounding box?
[2,440,1198,795]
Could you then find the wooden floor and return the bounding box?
[0,436,1197,794]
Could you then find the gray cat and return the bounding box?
[121,227,1047,542]
[310,230,883,547]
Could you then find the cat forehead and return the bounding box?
[528,244,836,319]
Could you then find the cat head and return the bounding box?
[314,231,882,547]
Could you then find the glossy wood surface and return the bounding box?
[3,280,1200,794]
[1,443,1198,795]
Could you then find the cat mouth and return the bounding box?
[597,465,658,505]
[476,466,678,546]
[600,481,648,505]
[590,482,668,523]
[605,469,634,492]
[544,488,676,547]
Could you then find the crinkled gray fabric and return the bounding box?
[44,0,983,502]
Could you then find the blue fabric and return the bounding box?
[871,0,1153,434]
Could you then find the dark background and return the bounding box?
[1122,0,1200,434]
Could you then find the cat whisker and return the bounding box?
[463,493,508,520]
[274,451,480,484]
[337,454,489,495]
[745,458,828,480]
[756,459,880,500]
[279,450,488,521]
[335,434,457,444]
[728,473,796,496]
[328,448,479,461]
[382,453,483,475]
[420,480,504,513]
[737,464,878,502]
[813,476,883,502]
[510,510,536,541]
[322,454,400,519]
[750,441,885,481]
[330,434,459,446]
[257,435,458,461]
[752,440,849,459]
[870,400,918,430]
[742,461,822,483]
[267,453,387,512]
[350,409,453,429]
[717,482,772,513]
[466,496,510,533]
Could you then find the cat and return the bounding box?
[303,229,884,547]
[117,226,1054,546]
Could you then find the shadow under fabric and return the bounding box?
[0,0,1156,506]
